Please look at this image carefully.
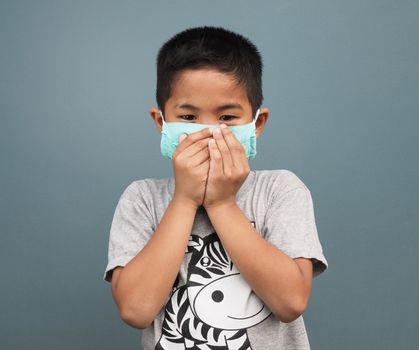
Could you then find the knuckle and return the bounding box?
[174,157,184,168]
[231,143,241,151]
[173,152,181,161]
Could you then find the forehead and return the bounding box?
[167,68,251,110]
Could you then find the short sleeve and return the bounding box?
[262,187,328,277]
[103,181,155,283]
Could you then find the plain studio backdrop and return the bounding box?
[1,1,418,349]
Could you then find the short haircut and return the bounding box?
[155,26,263,116]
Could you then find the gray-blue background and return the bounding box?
[1,0,418,349]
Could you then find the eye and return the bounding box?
[200,257,211,267]
[220,115,238,121]
[179,115,196,121]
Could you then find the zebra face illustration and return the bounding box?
[186,231,272,330]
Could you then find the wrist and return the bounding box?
[203,200,237,212]
[171,194,199,211]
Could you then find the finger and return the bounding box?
[220,125,248,172]
[179,133,187,143]
[196,158,210,174]
[182,137,212,159]
[212,127,234,176]
[208,138,223,178]
[188,146,210,167]
[174,127,213,156]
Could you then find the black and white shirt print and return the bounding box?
[155,221,272,350]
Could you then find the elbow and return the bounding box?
[120,306,153,330]
[275,309,303,324]
[273,297,309,324]
[113,289,154,329]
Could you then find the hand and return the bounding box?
[172,127,214,209]
[202,124,251,209]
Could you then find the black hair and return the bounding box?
[155,26,263,116]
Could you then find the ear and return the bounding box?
[255,107,269,139]
[149,106,164,133]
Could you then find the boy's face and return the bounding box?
[150,68,269,138]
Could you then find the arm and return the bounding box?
[205,202,313,323]
[112,197,198,329]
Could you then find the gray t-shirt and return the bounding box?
[103,169,328,350]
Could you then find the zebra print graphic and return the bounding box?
[155,223,272,349]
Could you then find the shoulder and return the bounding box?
[254,169,310,195]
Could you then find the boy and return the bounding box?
[103,26,328,350]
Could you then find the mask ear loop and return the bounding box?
[159,110,165,123]
[159,110,166,133]
[253,108,261,124]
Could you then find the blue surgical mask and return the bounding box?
[159,109,260,159]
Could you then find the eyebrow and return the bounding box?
[175,103,244,112]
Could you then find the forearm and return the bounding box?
[115,196,197,327]
[205,202,309,323]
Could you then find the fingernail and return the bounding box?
[220,124,227,128]
[213,128,221,134]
